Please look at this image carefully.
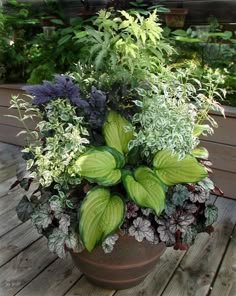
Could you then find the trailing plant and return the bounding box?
[11,10,223,258]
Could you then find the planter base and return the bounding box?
[71,235,166,290]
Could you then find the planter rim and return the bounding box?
[166,8,189,15]
[0,83,26,90]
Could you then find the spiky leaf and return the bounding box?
[103,110,134,155]
[153,150,208,186]
[74,146,125,186]
[122,166,165,215]
[79,187,125,252]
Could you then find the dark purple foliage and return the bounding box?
[22,75,86,107]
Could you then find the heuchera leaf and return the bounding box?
[16,195,34,222]
[205,204,218,226]
[153,150,208,186]
[74,146,125,186]
[103,110,134,155]
[122,166,166,216]
[79,187,125,252]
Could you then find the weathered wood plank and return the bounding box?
[0,84,25,108]
[201,141,236,173]
[115,248,186,296]
[0,237,57,296]
[161,197,236,296]
[0,124,27,146]
[0,176,18,198]
[16,257,81,296]
[0,189,23,216]
[0,221,40,267]
[65,276,115,296]
[0,208,22,237]
[210,169,236,199]
[202,113,236,146]
[0,106,38,130]
[210,226,236,296]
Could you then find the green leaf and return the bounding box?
[153,150,208,186]
[205,204,218,226]
[122,166,165,215]
[192,147,209,159]
[193,124,212,136]
[58,34,72,46]
[74,146,125,186]
[50,18,64,25]
[79,187,125,252]
[103,110,134,155]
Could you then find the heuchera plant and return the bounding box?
[11,10,224,258]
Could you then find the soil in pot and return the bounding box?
[71,235,166,290]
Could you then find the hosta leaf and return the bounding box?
[192,147,209,159]
[16,195,34,222]
[153,150,208,186]
[103,110,134,155]
[79,187,125,252]
[74,146,125,186]
[122,166,165,216]
[205,204,218,226]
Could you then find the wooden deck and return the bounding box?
[0,142,235,296]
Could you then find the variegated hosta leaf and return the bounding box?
[153,150,208,186]
[74,146,125,186]
[103,110,134,155]
[79,187,125,252]
[122,166,166,216]
[192,147,209,159]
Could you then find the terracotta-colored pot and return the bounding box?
[165,8,189,28]
[71,235,166,290]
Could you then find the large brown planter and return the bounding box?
[71,235,166,290]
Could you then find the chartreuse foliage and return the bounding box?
[192,147,209,159]
[74,146,125,186]
[103,110,134,155]
[79,187,125,252]
[78,111,208,251]
[153,150,208,186]
[122,167,165,216]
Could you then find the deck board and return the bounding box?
[210,226,236,296]
[0,221,40,267]
[0,238,57,296]
[0,142,235,296]
[161,197,236,296]
[15,257,81,296]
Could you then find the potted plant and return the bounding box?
[11,10,224,290]
[164,1,188,28]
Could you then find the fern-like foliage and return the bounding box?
[76,10,173,85]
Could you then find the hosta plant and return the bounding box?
[11,10,224,258]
